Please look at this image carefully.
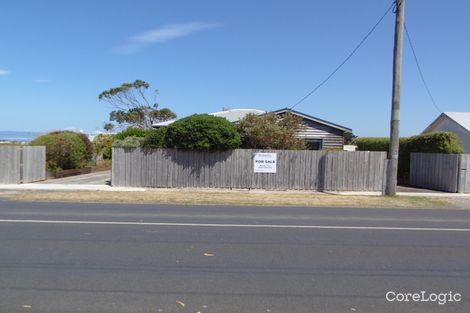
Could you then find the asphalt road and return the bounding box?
[0,200,469,313]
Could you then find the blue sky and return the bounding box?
[0,0,469,137]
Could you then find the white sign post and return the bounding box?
[253,153,277,173]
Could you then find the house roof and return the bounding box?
[210,108,266,122]
[152,107,352,133]
[423,112,470,133]
[272,108,352,132]
[152,109,265,127]
[153,119,177,127]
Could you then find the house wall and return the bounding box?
[297,118,345,149]
[425,118,470,153]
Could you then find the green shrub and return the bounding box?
[112,136,145,148]
[30,131,88,171]
[48,131,93,162]
[93,134,114,159]
[164,114,241,150]
[355,137,390,152]
[77,132,94,162]
[114,127,150,140]
[237,112,305,150]
[356,132,463,183]
[142,128,167,149]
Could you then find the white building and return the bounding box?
[423,112,470,153]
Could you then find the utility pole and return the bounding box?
[385,0,405,196]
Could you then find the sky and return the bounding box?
[0,0,469,137]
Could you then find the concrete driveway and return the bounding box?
[40,170,111,185]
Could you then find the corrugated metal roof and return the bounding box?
[153,119,177,127]
[152,109,265,127]
[210,109,265,122]
[445,112,470,132]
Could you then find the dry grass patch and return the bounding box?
[6,189,453,208]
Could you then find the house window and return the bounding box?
[305,139,323,150]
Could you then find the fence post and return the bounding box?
[458,154,466,193]
[382,159,390,196]
[19,146,24,184]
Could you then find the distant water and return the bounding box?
[0,131,42,143]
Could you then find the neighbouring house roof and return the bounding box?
[423,112,470,133]
[153,119,177,127]
[210,108,266,122]
[152,109,265,127]
[272,108,352,133]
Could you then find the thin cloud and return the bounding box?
[115,22,220,54]
[0,69,10,76]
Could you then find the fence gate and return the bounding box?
[0,146,46,184]
[458,154,470,193]
[409,153,460,192]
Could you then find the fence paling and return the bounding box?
[458,154,470,193]
[112,148,386,191]
[0,146,45,184]
[409,152,470,193]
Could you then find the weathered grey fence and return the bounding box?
[323,150,386,191]
[459,154,470,193]
[410,153,470,193]
[112,148,386,191]
[0,146,46,184]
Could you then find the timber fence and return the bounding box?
[410,152,470,193]
[112,148,386,191]
[0,146,46,184]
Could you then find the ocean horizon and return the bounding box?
[0,131,43,143]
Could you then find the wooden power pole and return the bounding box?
[385,0,405,196]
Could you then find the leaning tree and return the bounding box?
[98,80,176,130]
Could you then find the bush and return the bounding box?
[356,132,464,183]
[30,131,88,171]
[114,127,150,140]
[112,136,145,148]
[164,114,241,150]
[142,128,166,149]
[77,132,94,162]
[93,134,114,160]
[355,137,390,152]
[237,112,305,150]
[48,131,93,162]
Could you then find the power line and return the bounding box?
[290,1,396,110]
[404,24,442,113]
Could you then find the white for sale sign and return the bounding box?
[253,153,277,173]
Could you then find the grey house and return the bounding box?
[273,108,352,150]
[153,107,352,150]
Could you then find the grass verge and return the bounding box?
[2,190,455,208]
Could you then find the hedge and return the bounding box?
[112,136,145,148]
[114,127,152,140]
[164,114,241,150]
[356,132,463,183]
[142,128,167,149]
